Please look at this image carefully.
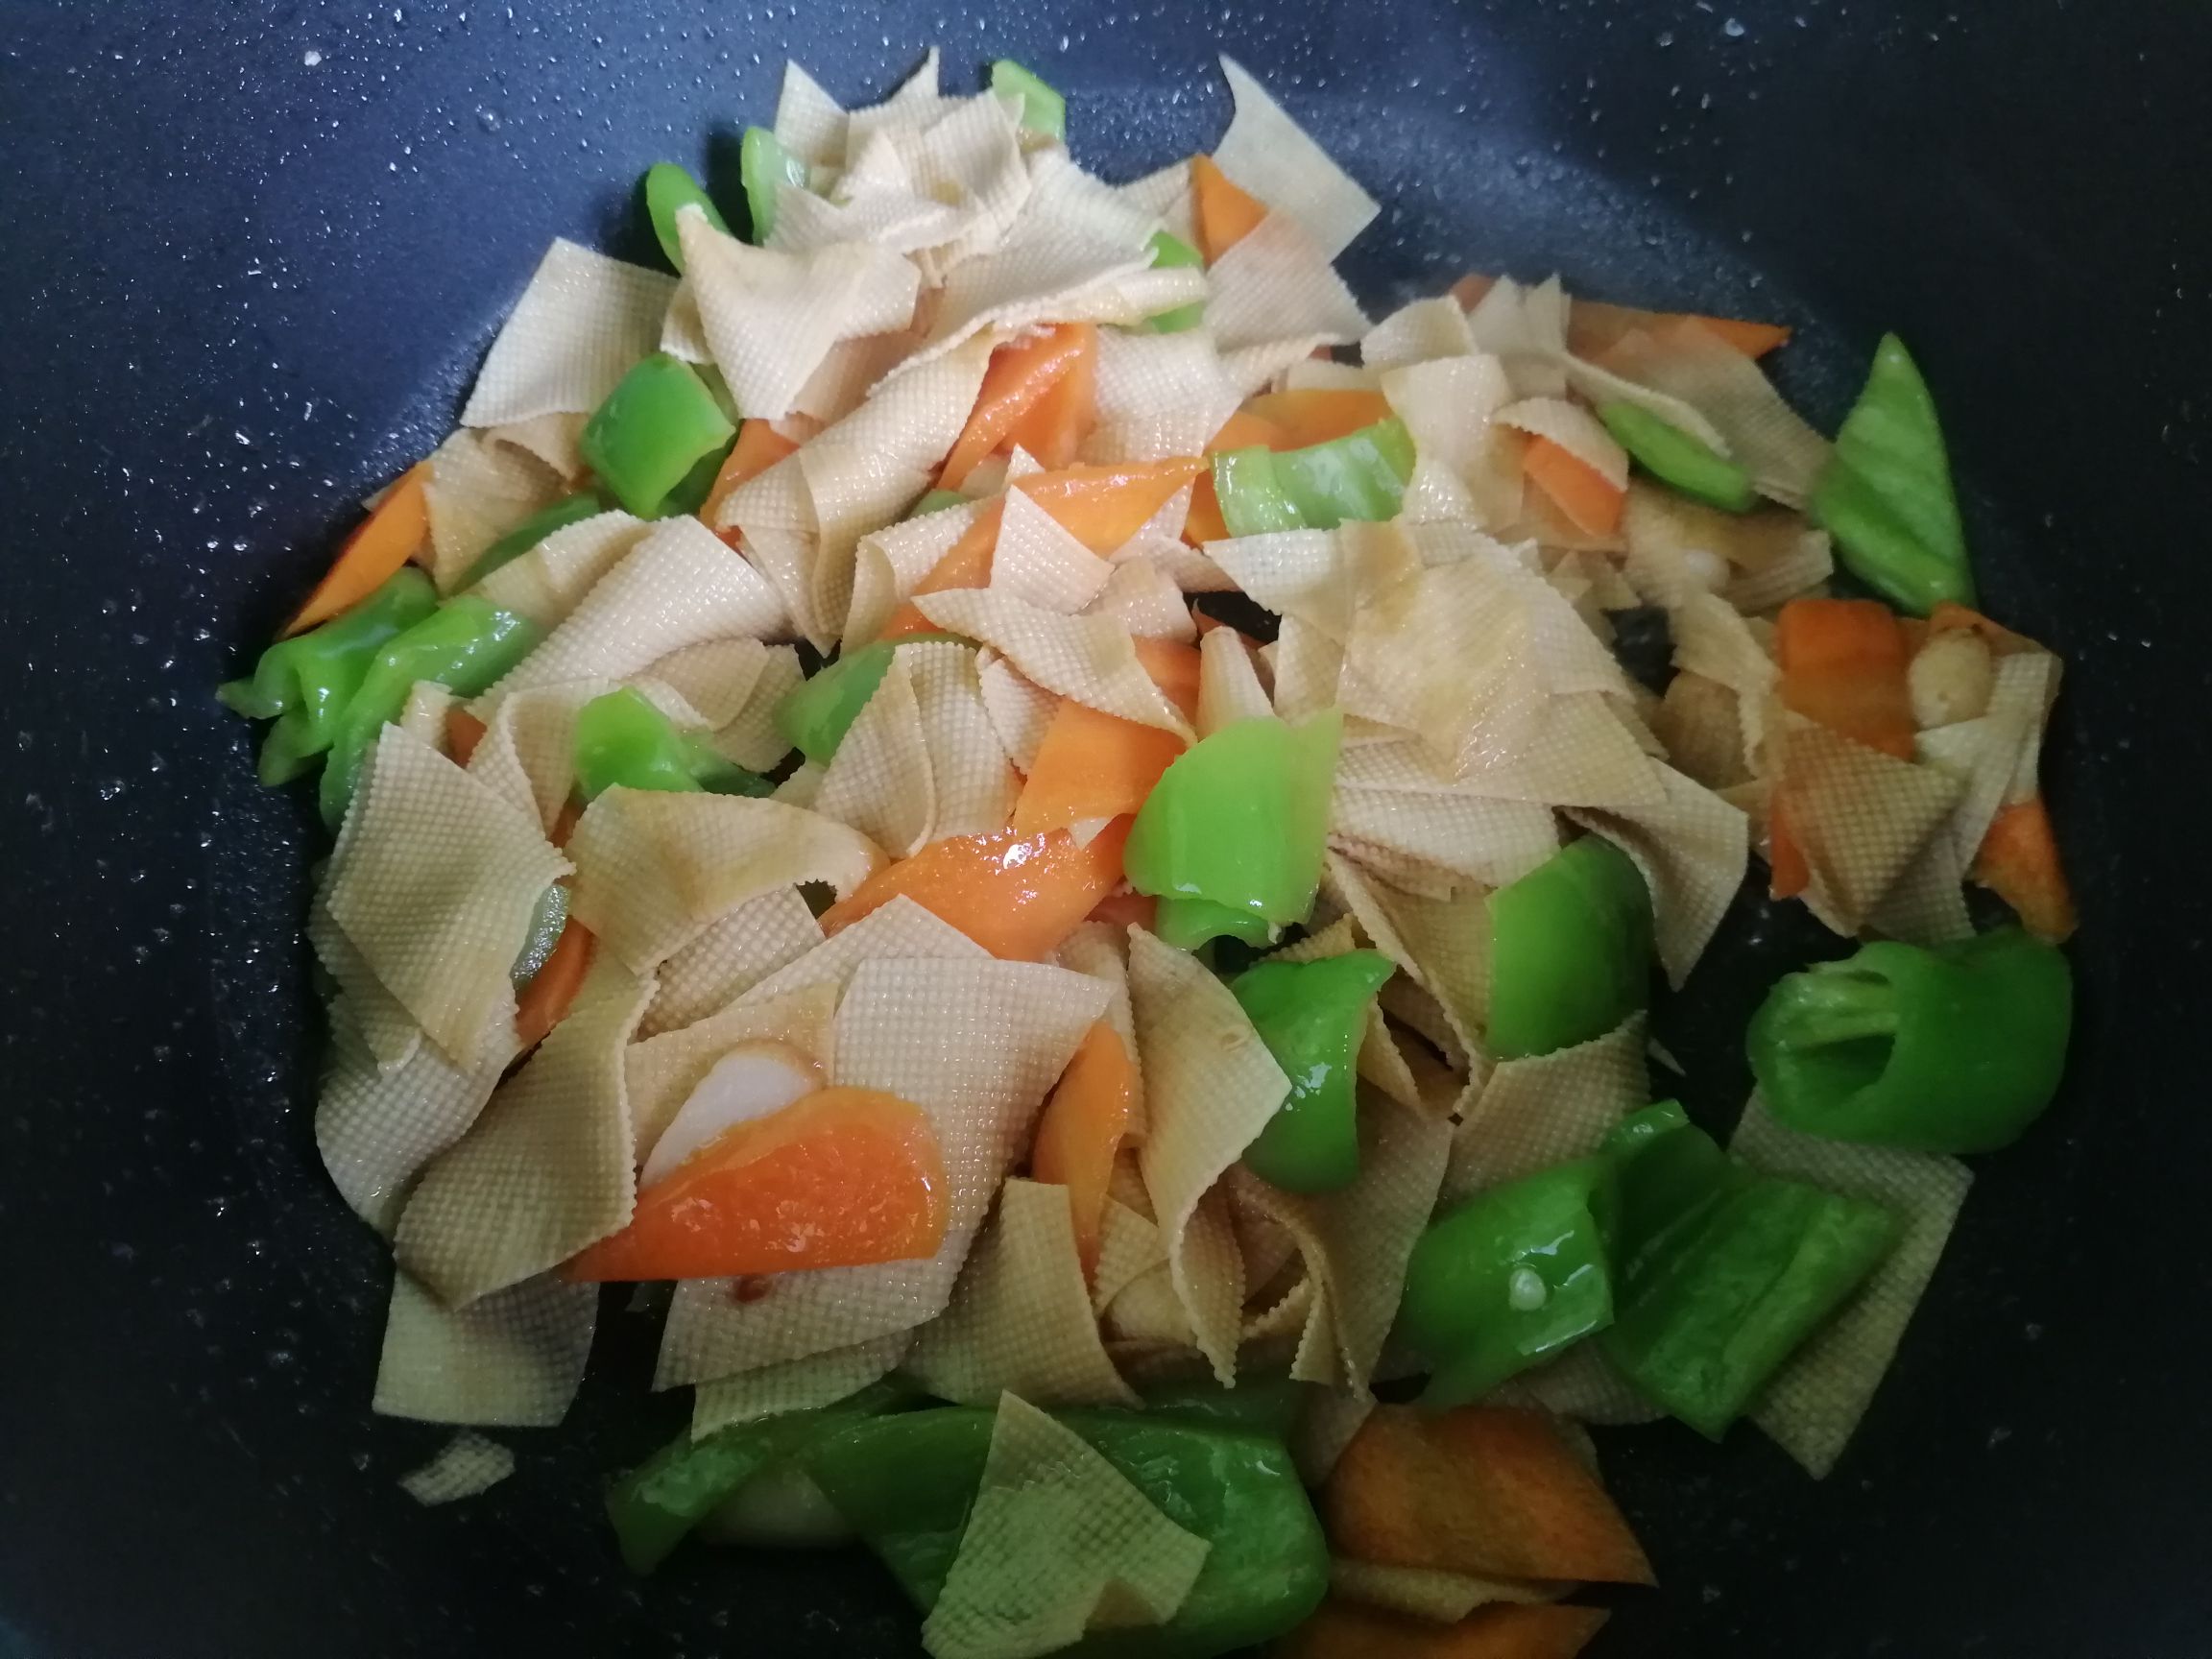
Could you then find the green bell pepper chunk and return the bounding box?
[1599,1166,1896,1440]
[316,595,543,827]
[219,567,440,784]
[1397,1157,1617,1409]
[1811,333,1975,615]
[1232,950,1397,1193]
[1124,710,1342,950]
[1153,894,1278,951]
[1212,418,1416,538]
[1599,1099,1735,1262]
[1145,230,1206,334]
[807,1407,1328,1657]
[908,488,971,518]
[773,640,897,767]
[641,161,732,272]
[990,59,1067,140]
[579,352,737,519]
[510,881,570,989]
[1486,835,1653,1061]
[1598,400,1757,513]
[740,125,808,244]
[1748,927,2072,1154]
[606,1381,907,1575]
[573,685,769,801]
[460,492,609,588]
[1137,1375,1309,1441]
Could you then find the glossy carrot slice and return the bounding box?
[282,462,430,637]
[941,325,1097,489]
[514,920,595,1053]
[821,819,1133,962]
[1775,597,1915,759]
[1002,325,1098,470]
[1029,1021,1137,1281]
[1240,390,1395,448]
[445,708,489,766]
[703,419,800,521]
[1012,702,1186,834]
[1975,796,2076,942]
[1190,155,1268,263]
[1523,436,1625,538]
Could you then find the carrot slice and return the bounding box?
[1132,637,1203,722]
[1086,888,1157,931]
[821,818,1133,962]
[1012,702,1186,834]
[1450,270,1787,359]
[563,1086,948,1282]
[1774,597,1916,759]
[1003,325,1099,471]
[1240,390,1395,449]
[1767,786,1810,901]
[282,462,431,637]
[1029,1021,1137,1281]
[514,919,596,1052]
[1522,436,1625,539]
[1975,796,2077,942]
[941,325,1098,490]
[446,708,488,767]
[1190,154,1268,264]
[1277,1602,1612,1659]
[1018,458,1206,551]
[703,419,800,522]
[1325,1406,1655,1586]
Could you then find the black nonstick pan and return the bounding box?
[5,2,2211,1655]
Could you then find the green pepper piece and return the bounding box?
[773,640,897,767]
[219,566,440,781]
[1212,447,1306,538]
[1811,333,1974,615]
[572,685,769,801]
[908,488,972,518]
[1138,1375,1309,1441]
[990,59,1067,140]
[1598,400,1758,512]
[1748,927,2071,1154]
[695,1456,855,1548]
[1273,417,1415,528]
[1145,230,1206,334]
[1153,894,1280,951]
[316,595,543,827]
[740,125,807,244]
[460,492,609,588]
[510,881,570,989]
[1599,1173,1896,1439]
[1599,1099,1736,1265]
[1486,835,1653,1062]
[1124,711,1342,950]
[579,352,737,519]
[641,161,732,272]
[605,1381,906,1575]
[808,1407,1328,1656]
[1232,950,1397,1193]
[1396,1157,1617,1408]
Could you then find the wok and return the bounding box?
[4,2,2209,1654]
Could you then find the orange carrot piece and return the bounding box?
[1767,786,1810,901]
[1325,1406,1655,1586]
[1522,437,1626,538]
[1086,887,1157,931]
[514,919,595,1053]
[1029,1021,1137,1281]
[1449,272,1499,312]
[1450,270,1786,359]
[1017,458,1206,551]
[549,798,584,851]
[1277,1601,1612,1659]
[1774,597,1916,759]
[563,1086,948,1282]
[282,462,431,637]
[1190,154,1268,264]
[821,818,1133,962]
[879,501,1009,637]
[1012,702,1186,834]
[941,325,1097,489]
[1975,796,2077,942]
[1132,637,1203,722]
[1240,389,1395,449]
[703,419,800,522]
[1003,325,1099,470]
[446,708,488,767]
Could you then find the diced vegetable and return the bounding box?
[1523,436,1625,537]
[1774,596,1916,759]
[606,1381,907,1573]
[1212,418,1415,537]
[740,125,807,244]
[1812,333,1974,614]
[1597,400,1756,513]
[1190,155,1267,264]
[461,492,610,588]
[1124,710,1342,950]
[820,819,1134,963]
[1905,626,1995,727]
[572,686,768,800]
[941,324,1099,489]
[990,59,1067,140]
[1146,230,1206,333]
[1748,927,2072,1153]
[809,1407,1330,1655]
[563,1086,949,1282]
[580,352,738,518]
[1012,700,1188,835]
[1232,950,1397,1193]
[279,462,432,637]
[773,641,898,767]
[513,919,595,1052]
[1974,796,2077,942]
[703,420,799,522]
[317,595,543,826]
[1028,1020,1138,1280]
[1485,837,1652,1062]
[1397,1159,1616,1407]
[641,162,732,272]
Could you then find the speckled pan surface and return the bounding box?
[1,3,2208,1655]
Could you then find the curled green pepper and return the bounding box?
[1486,835,1653,1062]
[1124,711,1342,951]
[774,641,896,768]
[641,161,731,272]
[1145,230,1206,334]
[990,59,1066,140]
[1233,950,1397,1193]
[739,126,807,245]
[579,352,736,519]
[1748,927,2072,1154]
[573,685,768,801]
[1599,400,1757,512]
[1212,418,1415,537]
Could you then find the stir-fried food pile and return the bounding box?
[221,52,2079,1658]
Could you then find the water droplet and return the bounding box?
[96,777,126,802]
[1722,15,1746,36]
[303,48,324,67]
